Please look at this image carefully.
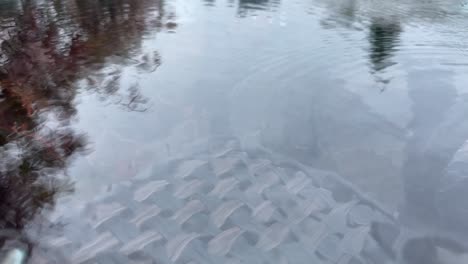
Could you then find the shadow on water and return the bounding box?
[0,0,175,258]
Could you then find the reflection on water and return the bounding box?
[0,0,174,255]
[314,0,468,231]
[1,0,468,261]
[237,0,280,14]
[204,0,280,15]
[368,19,401,82]
[226,0,468,236]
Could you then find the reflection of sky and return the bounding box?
[67,0,468,213]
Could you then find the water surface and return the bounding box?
[1,0,468,261]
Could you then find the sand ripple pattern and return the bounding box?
[32,138,396,264]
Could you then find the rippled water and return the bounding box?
[2,0,468,262]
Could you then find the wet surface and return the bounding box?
[2,0,468,262]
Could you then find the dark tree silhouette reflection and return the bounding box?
[204,0,216,6]
[201,0,281,16]
[318,2,402,88]
[0,0,175,256]
[237,0,281,16]
[368,19,401,86]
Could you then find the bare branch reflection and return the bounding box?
[0,0,175,257]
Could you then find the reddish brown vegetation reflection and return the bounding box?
[0,0,175,250]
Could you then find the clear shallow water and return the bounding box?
[2,0,468,262]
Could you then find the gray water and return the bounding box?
[2,0,468,261]
[67,0,468,215]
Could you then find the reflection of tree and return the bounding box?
[200,0,280,16]
[368,19,401,80]
[204,0,216,6]
[0,0,174,253]
[237,0,281,16]
[0,92,87,254]
[318,2,402,87]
